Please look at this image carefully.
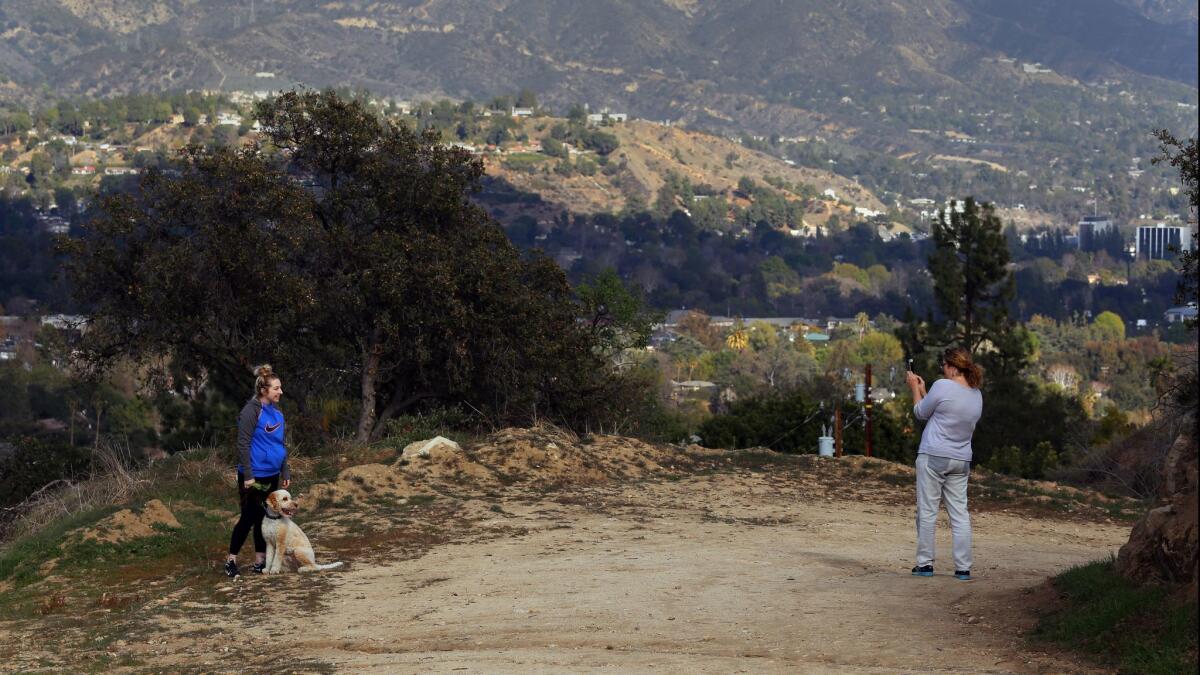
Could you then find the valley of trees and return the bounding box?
[1,91,1195,525]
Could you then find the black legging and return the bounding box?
[228,472,280,555]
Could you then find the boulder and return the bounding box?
[401,436,462,461]
[1116,431,1198,597]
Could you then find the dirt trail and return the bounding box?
[278,471,1125,673]
[1,435,1132,673]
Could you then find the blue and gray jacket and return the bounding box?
[236,398,290,480]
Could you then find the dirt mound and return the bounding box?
[458,426,687,486]
[388,426,692,489]
[78,499,181,544]
[307,427,694,508]
[307,463,427,507]
[398,436,500,486]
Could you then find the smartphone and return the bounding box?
[906,358,914,372]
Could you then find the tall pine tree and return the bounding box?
[899,198,1031,377]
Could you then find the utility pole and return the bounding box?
[834,405,843,458]
[864,364,873,458]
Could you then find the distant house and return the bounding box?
[42,314,88,331]
[510,107,534,118]
[255,71,276,78]
[71,165,96,175]
[803,332,830,342]
[1164,305,1198,324]
[586,110,628,125]
[672,380,717,393]
[822,188,838,200]
[104,167,139,176]
[36,213,69,234]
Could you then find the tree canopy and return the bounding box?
[899,198,1030,378]
[63,90,643,442]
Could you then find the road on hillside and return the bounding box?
[270,471,1127,673]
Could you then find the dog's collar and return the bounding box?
[263,512,283,520]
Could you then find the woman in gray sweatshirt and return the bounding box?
[905,347,983,581]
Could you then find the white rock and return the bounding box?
[401,436,461,460]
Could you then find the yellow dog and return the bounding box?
[261,489,343,573]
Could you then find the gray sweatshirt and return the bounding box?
[913,379,983,462]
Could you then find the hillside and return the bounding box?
[0,427,1142,671]
[2,0,1195,100]
[3,1,1195,232]
[6,112,882,229]
[487,119,882,218]
[2,2,1194,130]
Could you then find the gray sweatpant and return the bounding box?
[915,453,973,571]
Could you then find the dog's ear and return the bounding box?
[266,492,278,511]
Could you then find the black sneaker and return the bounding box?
[911,565,934,577]
[252,562,266,574]
[224,559,240,577]
[954,570,971,581]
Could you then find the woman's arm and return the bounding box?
[236,402,259,486]
[280,418,291,488]
[912,379,941,421]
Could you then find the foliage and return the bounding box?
[699,388,912,460]
[923,198,1028,377]
[1091,310,1125,342]
[698,389,825,453]
[985,441,1059,479]
[575,268,661,359]
[0,436,91,511]
[1151,129,1198,427]
[382,404,473,449]
[61,89,641,443]
[1151,129,1198,316]
[970,376,1088,469]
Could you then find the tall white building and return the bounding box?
[1135,223,1193,260]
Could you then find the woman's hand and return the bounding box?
[905,371,924,389]
[243,478,256,488]
[281,479,291,489]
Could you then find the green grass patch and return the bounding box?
[0,460,238,618]
[0,504,120,588]
[1034,558,1198,674]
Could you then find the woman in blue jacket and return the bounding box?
[224,364,291,577]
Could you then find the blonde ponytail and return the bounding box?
[253,364,278,398]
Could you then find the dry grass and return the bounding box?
[0,441,149,544]
[0,441,232,546]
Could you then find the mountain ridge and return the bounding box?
[2,1,1194,112]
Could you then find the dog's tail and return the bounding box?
[299,561,344,572]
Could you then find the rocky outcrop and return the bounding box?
[1116,431,1198,598]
